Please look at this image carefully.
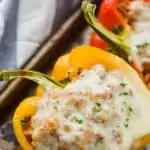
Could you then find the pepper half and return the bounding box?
[82,0,144,71]
[90,0,127,49]
[13,96,40,150]
[0,46,150,149]
[0,70,64,150]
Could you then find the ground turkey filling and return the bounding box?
[31,65,138,150]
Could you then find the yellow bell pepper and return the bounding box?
[35,53,71,96]
[36,45,131,96]
[0,46,149,149]
[35,85,44,97]
[52,53,71,81]
[13,96,40,150]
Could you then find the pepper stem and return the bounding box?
[0,70,65,89]
[81,0,131,61]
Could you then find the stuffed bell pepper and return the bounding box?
[90,0,126,49]
[83,0,150,87]
[0,46,150,150]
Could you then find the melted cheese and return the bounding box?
[129,0,150,65]
[31,65,150,150]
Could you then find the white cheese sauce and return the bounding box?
[30,65,150,150]
[129,0,150,65]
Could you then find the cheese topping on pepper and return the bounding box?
[129,0,150,65]
[30,65,150,150]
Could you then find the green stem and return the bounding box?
[81,0,131,61]
[0,70,65,89]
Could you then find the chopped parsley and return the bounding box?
[124,106,133,128]
[136,42,150,49]
[20,119,28,128]
[54,106,58,111]
[119,82,129,96]
[128,106,133,113]
[126,118,129,122]
[124,123,129,128]
[92,102,102,113]
[73,117,84,124]
[112,24,123,35]
[119,92,129,96]
[120,82,127,88]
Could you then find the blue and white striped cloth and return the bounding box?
[0,0,81,69]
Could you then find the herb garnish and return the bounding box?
[124,106,133,128]
[120,82,127,88]
[20,119,28,128]
[136,42,150,49]
[92,102,102,113]
[54,106,58,111]
[124,123,128,128]
[128,106,133,113]
[73,117,84,124]
[119,92,129,96]
[112,24,123,35]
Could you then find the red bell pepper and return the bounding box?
[90,32,107,49]
[90,0,126,49]
[83,0,142,72]
[98,0,126,30]
[144,0,150,2]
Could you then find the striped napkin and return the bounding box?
[0,0,81,69]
